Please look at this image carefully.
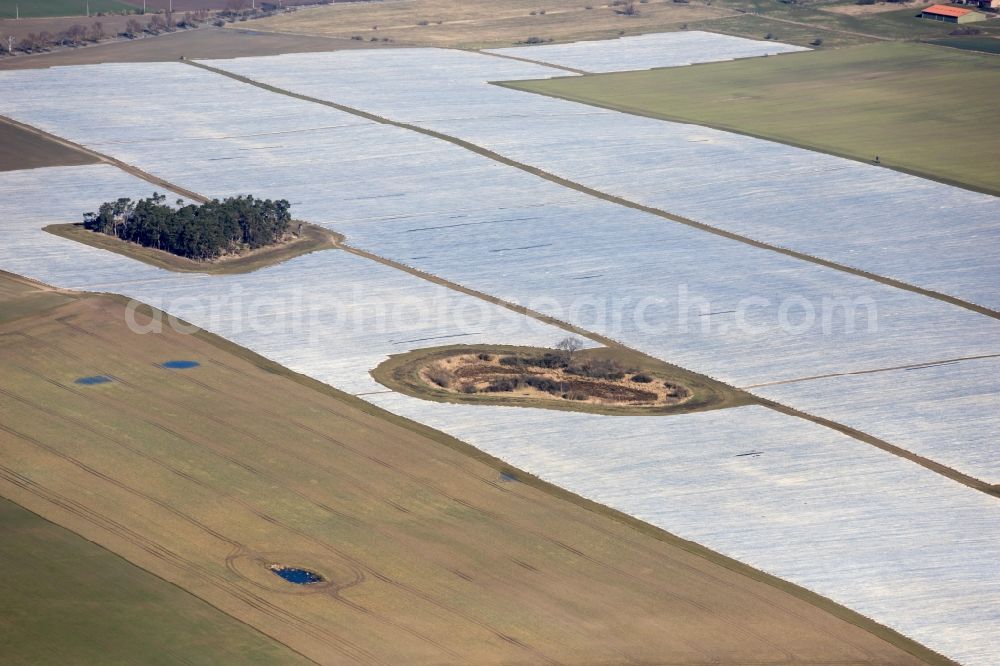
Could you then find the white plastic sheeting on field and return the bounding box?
[0,62,577,227]
[0,61,996,390]
[2,164,1000,665]
[364,394,1000,666]
[0,165,571,395]
[199,48,1000,311]
[755,355,1000,485]
[1,62,998,487]
[484,30,808,72]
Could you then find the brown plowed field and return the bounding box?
[0,119,98,171]
[0,272,934,664]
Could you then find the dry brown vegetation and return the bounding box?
[419,350,692,408]
[377,344,758,416]
[0,271,935,664]
[244,0,736,48]
[0,14,147,44]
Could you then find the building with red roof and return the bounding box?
[920,4,987,22]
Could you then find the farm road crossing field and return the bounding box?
[2,51,999,484]
[0,118,98,171]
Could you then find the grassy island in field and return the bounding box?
[373,343,752,415]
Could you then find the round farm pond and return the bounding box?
[268,564,324,585]
[75,375,112,385]
[161,360,200,369]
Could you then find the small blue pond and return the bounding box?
[162,360,200,369]
[270,566,324,585]
[75,375,112,385]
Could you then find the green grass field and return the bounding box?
[704,1,1000,43]
[505,42,1000,194]
[0,0,134,19]
[0,496,309,665]
[928,36,1000,55]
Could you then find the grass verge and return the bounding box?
[43,221,341,274]
[372,343,750,416]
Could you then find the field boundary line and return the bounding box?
[62,291,964,666]
[0,115,208,203]
[742,353,1000,389]
[494,77,1000,199]
[13,57,984,498]
[759,398,1000,499]
[6,83,996,497]
[341,245,1000,499]
[470,49,592,75]
[184,60,1000,321]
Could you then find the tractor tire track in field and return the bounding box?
[0,374,474,664]
[0,355,555,665]
[0,441,380,665]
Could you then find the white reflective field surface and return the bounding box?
[1,37,999,664]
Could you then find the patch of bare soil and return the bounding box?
[0,118,98,171]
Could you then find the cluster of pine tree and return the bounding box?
[83,193,292,260]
